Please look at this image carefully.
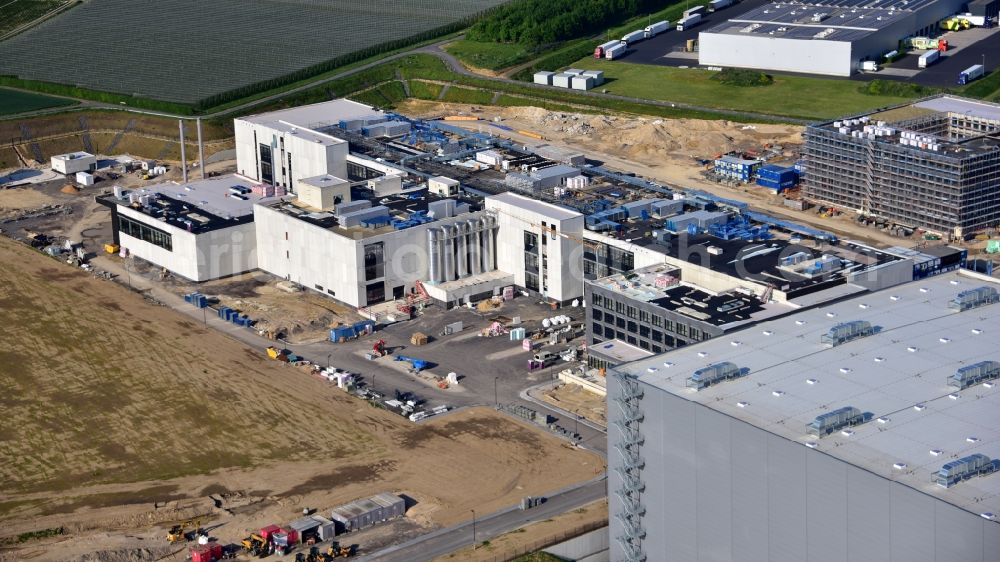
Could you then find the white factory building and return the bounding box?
[234,99,381,193]
[608,269,1000,562]
[51,151,96,175]
[699,0,968,76]
[486,192,586,304]
[98,176,267,282]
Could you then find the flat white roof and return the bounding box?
[913,96,1000,122]
[592,339,654,363]
[239,99,382,130]
[487,192,582,222]
[52,151,95,161]
[299,174,348,188]
[616,270,1000,519]
[117,174,270,219]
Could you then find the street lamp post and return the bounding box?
[327,354,332,369]
[471,509,477,549]
[494,376,499,407]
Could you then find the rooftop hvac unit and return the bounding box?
[948,286,998,311]
[948,360,1000,389]
[820,320,875,346]
[686,362,746,390]
[808,406,864,437]
[935,454,998,488]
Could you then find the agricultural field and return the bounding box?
[0,236,601,559]
[0,0,504,105]
[0,87,75,115]
[0,0,68,38]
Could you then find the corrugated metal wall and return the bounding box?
[608,376,1000,562]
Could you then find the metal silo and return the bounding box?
[481,214,496,272]
[441,224,456,281]
[426,228,443,283]
[468,219,482,276]
[456,221,469,278]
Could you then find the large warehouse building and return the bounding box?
[803,95,1000,237]
[699,0,967,76]
[608,269,1000,562]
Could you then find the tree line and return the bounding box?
[467,0,664,46]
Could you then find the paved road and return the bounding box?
[356,476,608,562]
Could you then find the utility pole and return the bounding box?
[471,509,477,549]
[494,376,499,407]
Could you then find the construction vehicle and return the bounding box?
[373,339,388,357]
[940,17,971,30]
[167,521,189,543]
[241,534,268,556]
[329,542,354,558]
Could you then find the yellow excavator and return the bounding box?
[242,534,268,557]
[166,519,202,543]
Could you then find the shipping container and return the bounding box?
[958,64,985,84]
[570,75,595,91]
[552,73,573,88]
[621,30,646,45]
[605,43,627,59]
[533,71,555,85]
[918,49,940,68]
[709,0,732,11]
[644,20,670,38]
[581,69,605,85]
[677,14,702,30]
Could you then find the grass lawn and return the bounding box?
[569,59,918,120]
[442,85,495,105]
[410,80,444,100]
[0,87,76,115]
[0,0,66,37]
[445,39,533,71]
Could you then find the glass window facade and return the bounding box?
[120,215,172,251]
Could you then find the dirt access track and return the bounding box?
[0,236,603,561]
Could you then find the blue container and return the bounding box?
[184,293,193,303]
[217,306,229,319]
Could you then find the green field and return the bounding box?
[0,0,67,37]
[445,39,532,71]
[0,88,76,115]
[568,59,918,120]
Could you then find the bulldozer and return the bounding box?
[329,542,354,558]
[241,533,268,557]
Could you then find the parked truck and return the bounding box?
[677,13,703,31]
[594,40,621,58]
[709,0,733,12]
[918,49,941,68]
[621,30,646,45]
[683,5,706,18]
[902,36,948,51]
[644,20,670,38]
[958,64,985,85]
[860,60,880,72]
[605,42,627,59]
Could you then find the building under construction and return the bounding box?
[802,95,1000,238]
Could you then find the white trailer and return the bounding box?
[683,6,706,18]
[709,0,732,12]
[644,20,670,38]
[860,60,880,72]
[605,43,627,60]
[958,13,986,26]
[676,14,702,31]
[621,30,645,45]
[918,50,940,69]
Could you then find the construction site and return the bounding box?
[1,91,998,562]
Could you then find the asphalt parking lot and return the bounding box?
[612,0,997,88]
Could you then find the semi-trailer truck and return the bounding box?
[683,5,706,18]
[621,30,646,45]
[709,0,733,12]
[958,64,984,85]
[644,20,670,38]
[677,13,703,31]
[594,40,621,58]
[605,42,627,60]
[918,49,940,68]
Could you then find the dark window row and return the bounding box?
[120,215,172,251]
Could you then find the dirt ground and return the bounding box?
[433,499,607,562]
[542,384,607,428]
[0,236,603,561]
[397,100,951,249]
